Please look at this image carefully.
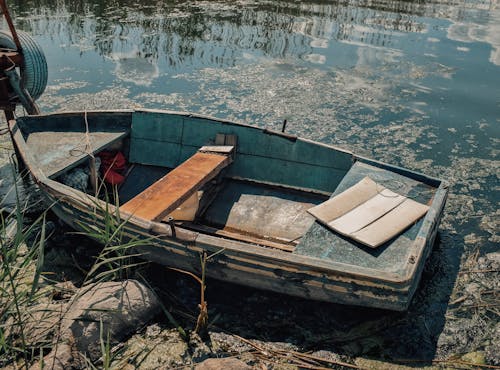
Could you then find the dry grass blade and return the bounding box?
[167,267,203,285]
[459,269,500,275]
[232,335,361,369]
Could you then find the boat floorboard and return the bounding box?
[119,166,324,247]
[202,180,327,242]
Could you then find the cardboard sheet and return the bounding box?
[307,176,429,248]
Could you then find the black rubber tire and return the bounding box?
[0,30,48,101]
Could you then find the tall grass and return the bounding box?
[76,191,148,285]
[0,172,49,369]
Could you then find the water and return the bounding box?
[3,0,499,362]
[11,0,497,245]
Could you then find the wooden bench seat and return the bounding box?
[120,146,233,221]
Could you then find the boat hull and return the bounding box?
[10,109,448,311]
[44,180,445,311]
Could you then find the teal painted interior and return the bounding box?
[129,111,353,192]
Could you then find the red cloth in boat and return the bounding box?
[97,150,127,185]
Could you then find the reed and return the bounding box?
[0,170,49,369]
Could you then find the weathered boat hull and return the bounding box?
[10,109,448,311]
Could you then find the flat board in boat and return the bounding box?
[352,198,429,247]
[307,176,378,222]
[26,130,128,178]
[328,189,406,235]
[308,176,427,247]
[121,151,232,221]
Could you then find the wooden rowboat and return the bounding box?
[9,109,448,311]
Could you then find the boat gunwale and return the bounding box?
[9,109,448,287]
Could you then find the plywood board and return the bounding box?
[351,198,429,247]
[199,146,234,154]
[328,190,406,235]
[307,176,379,222]
[27,130,128,178]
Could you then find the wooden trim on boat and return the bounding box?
[226,176,332,197]
[179,223,296,252]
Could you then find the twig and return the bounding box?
[449,296,467,305]
[280,355,330,369]
[233,334,270,356]
[232,335,362,369]
[280,349,361,369]
[459,269,500,275]
[167,267,203,285]
[458,303,500,309]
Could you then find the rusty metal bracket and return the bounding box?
[3,58,40,115]
[166,216,177,238]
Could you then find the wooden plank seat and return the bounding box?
[120,146,233,221]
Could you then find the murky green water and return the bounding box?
[3,0,499,362]
[11,0,498,247]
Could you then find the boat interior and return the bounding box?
[16,111,440,267]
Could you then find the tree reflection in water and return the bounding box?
[9,0,497,75]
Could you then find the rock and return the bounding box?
[485,325,500,365]
[195,357,253,370]
[24,302,67,346]
[485,252,500,266]
[189,332,212,362]
[145,323,161,338]
[64,280,160,358]
[311,350,343,362]
[34,342,81,370]
[354,358,426,369]
[51,280,77,300]
[5,302,66,348]
[43,279,160,367]
[464,282,480,297]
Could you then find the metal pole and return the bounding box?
[281,119,287,133]
[4,63,40,115]
[0,0,22,52]
[4,109,26,172]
